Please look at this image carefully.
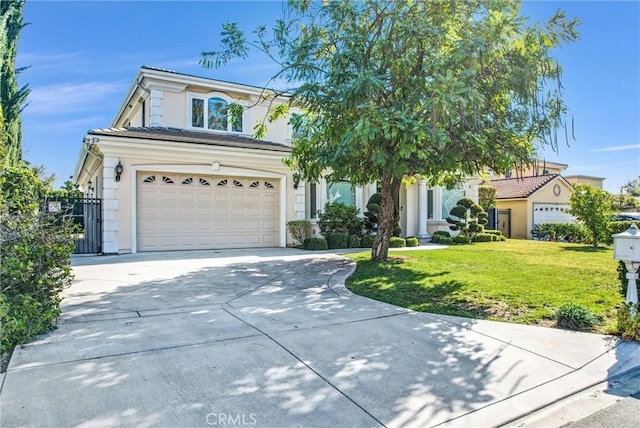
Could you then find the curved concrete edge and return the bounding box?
[327,257,358,297]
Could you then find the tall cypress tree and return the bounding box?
[0,0,29,165]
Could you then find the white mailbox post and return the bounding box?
[613,223,640,306]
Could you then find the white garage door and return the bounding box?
[137,172,279,251]
[533,203,574,225]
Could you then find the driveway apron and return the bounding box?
[1,248,638,428]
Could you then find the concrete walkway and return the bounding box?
[1,248,639,427]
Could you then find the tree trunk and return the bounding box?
[371,172,401,261]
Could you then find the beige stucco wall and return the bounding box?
[92,137,295,254]
[162,91,185,128]
[565,176,604,188]
[496,199,528,239]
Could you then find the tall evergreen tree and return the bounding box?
[0,0,29,165]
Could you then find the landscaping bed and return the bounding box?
[345,240,623,333]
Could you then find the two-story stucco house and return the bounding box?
[73,66,479,254]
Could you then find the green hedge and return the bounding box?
[453,234,471,244]
[303,237,328,250]
[326,232,348,249]
[347,234,361,248]
[389,237,406,247]
[438,237,454,245]
[361,235,375,248]
[484,229,503,236]
[406,237,420,247]
[474,233,494,242]
[533,223,589,243]
[431,230,451,244]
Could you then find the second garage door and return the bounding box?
[137,172,279,251]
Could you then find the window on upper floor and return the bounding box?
[190,95,243,133]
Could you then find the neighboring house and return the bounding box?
[73,66,478,254]
[564,175,606,189]
[488,174,574,239]
[484,160,606,239]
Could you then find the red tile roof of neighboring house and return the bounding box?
[486,174,560,199]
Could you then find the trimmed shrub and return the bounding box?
[347,234,361,248]
[318,202,363,236]
[484,229,503,236]
[607,221,635,245]
[431,230,450,244]
[1,164,76,354]
[406,237,419,247]
[389,237,406,248]
[439,237,454,245]
[617,303,640,341]
[287,220,311,247]
[326,232,348,249]
[533,223,589,243]
[555,304,600,330]
[474,233,494,242]
[453,234,471,244]
[303,237,328,251]
[361,235,375,248]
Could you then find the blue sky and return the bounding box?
[17,0,640,193]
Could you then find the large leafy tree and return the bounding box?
[0,0,29,165]
[202,0,579,261]
[623,176,640,197]
[568,184,614,247]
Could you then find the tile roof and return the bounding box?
[87,127,292,153]
[486,174,560,199]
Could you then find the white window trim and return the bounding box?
[186,91,247,134]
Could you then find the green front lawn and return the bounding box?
[346,240,623,333]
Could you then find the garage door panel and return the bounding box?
[137,172,280,251]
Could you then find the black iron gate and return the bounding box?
[45,198,102,254]
[497,209,511,238]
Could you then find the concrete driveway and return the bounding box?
[1,248,639,427]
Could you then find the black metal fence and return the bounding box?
[44,198,102,254]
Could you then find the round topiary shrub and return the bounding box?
[347,234,361,248]
[406,237,419,247]
[389,237,406,248]
[326,232,348,249]
[555,304,600,330]
[438,236,454,245]
[303,237,328,251]
[453,234,471,244]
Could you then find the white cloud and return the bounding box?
[24,81,126,115]
[591,144,640,152]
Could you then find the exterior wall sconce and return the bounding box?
[293,172,301,189]
[613,223,640,311]
[114,161,124,182]
[87,180,94,195]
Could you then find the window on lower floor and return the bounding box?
[309,182,317,218]
[428,189,434,219]
[441,188,466,219]
[327,181,356,207]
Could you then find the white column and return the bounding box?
[101,157,120,254]
[149,89,164,126]
[625,261,640,306]
[295,181,306,220]
[417,179,430,239]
